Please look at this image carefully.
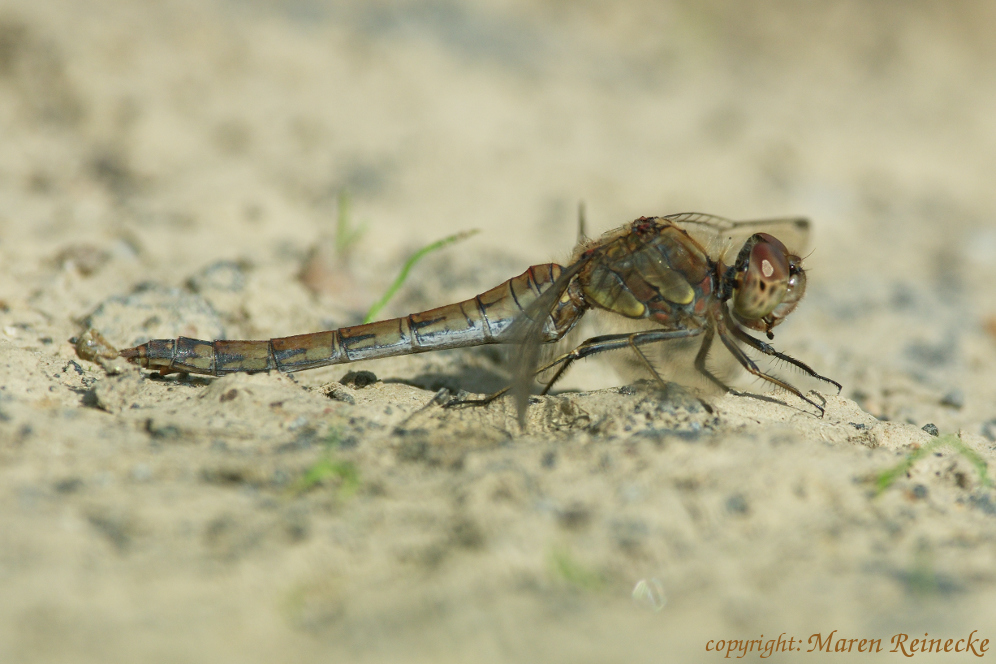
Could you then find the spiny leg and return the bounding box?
[693,325,732,393]
[729,324,842,393]
[693,324,786,414]
[716,326,826,416]
[445,329,702,409]
[537,333,658,396]
[628,338,667,388]
[626,336,714,414]
[447,385,510,409]
[446,333,640,408]
[536,329,703,395]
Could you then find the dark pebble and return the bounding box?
[726,494,750,515]
[340,370,378,388]
[940,390,964,409]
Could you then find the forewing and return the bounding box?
[665,213,810,263]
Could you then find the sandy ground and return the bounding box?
[2,1,996,662]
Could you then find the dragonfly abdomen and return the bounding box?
[119,263,579,376]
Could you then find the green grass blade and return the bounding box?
[363,229,479,324]
[875,433,991,495]
[293,458,359,496]
[335,191,366,257]
[289,428,361,497]
[548,546,605,591]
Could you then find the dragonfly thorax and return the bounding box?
[576,219,712,323]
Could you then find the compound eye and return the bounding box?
[733,234,790,321]
[767,256,807,321]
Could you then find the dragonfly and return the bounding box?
[120,213,841,425]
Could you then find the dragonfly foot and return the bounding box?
[443,388,508,410]
[809,390,828,418]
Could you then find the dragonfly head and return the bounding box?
[731,233,807,339]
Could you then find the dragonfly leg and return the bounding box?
[716,323,827,417]
[447,334,642,410]
[446,386,511,409]
[535,333,651,396]
[627,341,666,388]
[692,325,734,393]
[625,337,717,414]
[627,330,716,414]
[728,324,842,394]
[536,329,703,396]
[445,329,702,409]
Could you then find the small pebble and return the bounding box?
[557,503,591,530]
[54,477,84,494]
[541,451,556,469]
[340,370,378,388]
[323,386,355,404]
[921,423,939,437]
[726,494,749,515]
[940,390,964,409]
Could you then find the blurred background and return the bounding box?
[2,0,996,661]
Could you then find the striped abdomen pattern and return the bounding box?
[120,263,580,376]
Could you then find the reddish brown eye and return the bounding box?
[753,234,789,279]
[732,235,791,323]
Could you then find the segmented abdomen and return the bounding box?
[120,263,577,376]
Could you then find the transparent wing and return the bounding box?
[505,259,588,428]
[663,212,810,263]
